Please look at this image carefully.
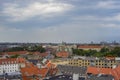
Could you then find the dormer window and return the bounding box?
[5,62,7,64]
[2,62,4,64]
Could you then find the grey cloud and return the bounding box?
[2,1,73,22]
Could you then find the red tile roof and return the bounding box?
[87,66,120,80]
[39,53,49,57]
[56,51,69,58]
[87,67,111,74]
[31,52,40,55]
[21,60,57,80]
[21,62,49,80]
[4,51,28,55]
[105,56,115,60]
[49,68,58,75]
[78,45,102,49]
[45,60,56,69]
[39,68,49,77]
[112,66,120,80]
[0,58,26,64]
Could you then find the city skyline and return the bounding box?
[0,0,120,43]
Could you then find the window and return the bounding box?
[2,62,4,64]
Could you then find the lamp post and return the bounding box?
[3,69,6,80]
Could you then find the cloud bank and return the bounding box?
[0,0,120,43]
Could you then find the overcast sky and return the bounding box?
[0,0,120,43]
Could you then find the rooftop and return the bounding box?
[21,62,49,80]
[0,58,26,64]
[56,51,69,58]
[44,75,85,80]
[78,45,102,49]
[3,51,28,55]
[87,74,114,80]
[57,65,87,75]
[87,65,120,80]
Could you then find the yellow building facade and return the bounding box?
[68,58,117,68]
[51,59,69,66]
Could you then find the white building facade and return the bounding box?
[0,58,25,74]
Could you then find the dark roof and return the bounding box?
[28,59,39,65]
[86,74,114,80]
[0,73,22,80]
[57,65,87,75]
[44,75,85,80]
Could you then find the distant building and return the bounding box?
[56,42,76,54]
[56,51,69,58]
[27,52,52,60]
[78,45,103,51]
[3,51,28,56]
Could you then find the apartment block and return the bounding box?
[68,56,119,68]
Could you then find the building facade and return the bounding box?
[78,45,103,52]
[51,59,69,66]
[0,58,25,74]
[68,57,119,68]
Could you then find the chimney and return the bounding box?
[73,73,79,80]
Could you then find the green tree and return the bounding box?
[100,47,109,53]
[28,45,46,53]
[10,54,20,58]
[5,47,25,52]
[111,47,120,57]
